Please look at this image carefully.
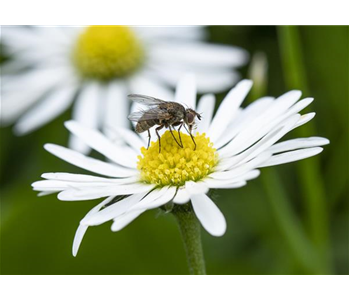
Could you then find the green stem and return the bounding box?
[278,26,331,273]
[172,204,206,275]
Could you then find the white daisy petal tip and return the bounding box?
[173,188,191,204]
[57,191,71,201]
[72,224,88,257]
[320,137,330,145]
[238,79,253,88]
[191,193,227,237]
[175,73,197,108]
[64,119,77,129]
[110,210,145,232]
[305,97,314,103]
[291,90,302,97]
[43,143,59,154]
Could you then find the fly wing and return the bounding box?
[128,94,167,106]
[128,110,147,122]
[128,107,172,122]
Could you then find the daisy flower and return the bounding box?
[32,75,329,260]
[1,26,248,153]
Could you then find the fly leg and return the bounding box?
[169,126,183,148]
[177,123,183,147]
[183,124,197,150]
[146,130,151,149]
[172,121,184,147]
[155,125,165,153]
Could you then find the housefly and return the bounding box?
[128,94,201,153]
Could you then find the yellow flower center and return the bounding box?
[138,131,219,187]
[73,26,144,81]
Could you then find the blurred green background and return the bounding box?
[0,26,348,275]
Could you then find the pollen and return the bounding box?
[137,131,219,187]
[73,26,144,81]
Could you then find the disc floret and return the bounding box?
[138,131,219,186]
[73,26,144,81]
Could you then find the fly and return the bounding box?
[127,94,201,153]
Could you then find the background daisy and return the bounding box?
[1,26,248,153]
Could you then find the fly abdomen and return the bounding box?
[136,119,158,133]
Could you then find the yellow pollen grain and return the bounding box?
[137,131,219,187]
[73,26,144,81]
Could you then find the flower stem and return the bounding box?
[172,204,206,275]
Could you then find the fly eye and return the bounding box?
[187,113,194,124]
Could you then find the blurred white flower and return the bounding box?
[1,26,248,153]
[32,76,329,256]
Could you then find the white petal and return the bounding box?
[128,72,174,101]
[2,27,66,56]
[150,41,248,68]
[204,170,260,189]
[287,97,313,114]
[61,25,85,42]
[208,80,253,143]
[204,180,247,189]
[72,224,89,257]
[2,27,41,51]
[32,177,141,192]
[259,147,324,168]
[111,209,146,232]
[212,152,271,178]
[273,90,303,110]
[105,127,145,153]
[293,112,315,129]
[69,83,103,154]
[65,121,136,169]
[129,187,169,211]
[135,187,177,210]
[1,67,71,125]
[83,192,147,226]
[14,83,77,135]
[221,114,301,168]
[219,92,304,157]
[1,89,46,125]
[72,196,113,256]
[173,188,191,204]
[37,191,56,197]
[33,180,79,191]
[191,193,227,237]
[196,94,215,133]
[103,81,129,138]
[135,26,205,41]
[214,97,274,149]
[41,172,138,183]
[35,27,72,47]
[44,144,137,178]
[269,137,330,154]
[148,65,240,94]
[185,181,209,195]
[58,183,153,201]
[174,74,197,109]
[239,169,261,181]
[236,115,301,163]
[3,66,71,93]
